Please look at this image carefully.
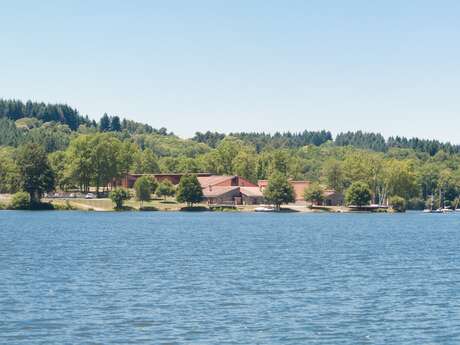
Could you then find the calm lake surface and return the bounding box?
[1,211,460,344]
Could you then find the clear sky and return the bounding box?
[1,1,460,142]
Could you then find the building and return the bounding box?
[322,189,344,206]
[197,175,257,188]
[200,176,264,205]
[119,173,265,205]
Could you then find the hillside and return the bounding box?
[1,98,460,209]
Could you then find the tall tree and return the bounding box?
[66,135,94,192]
[134,176,153,206]
[263,172,294,211]
[110,116,121,132]
[0,147,20,193]
[345,182,371,207]
[321,160,344,192]
[17,143,55,203]
[176,174,203,207]
[99,113,111,132]
[90,134,122,193]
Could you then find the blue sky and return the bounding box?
[1,1,460,142]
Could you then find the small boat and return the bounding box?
[255,206,274,212]
[441,208,454,213]
[423,208,443,213]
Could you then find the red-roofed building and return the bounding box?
[201,176,263,205]
[119,173,264,205]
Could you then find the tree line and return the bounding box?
[1,99,460,210]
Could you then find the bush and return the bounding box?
[156,180,176,200]
[180,206,208,212]
[139,206,158,211]
[109,188,130,209]
[9,192,31,210]
[303,182,325,206]
[53,200,75,210]
[390,196,406,212]
[209,205,238,212]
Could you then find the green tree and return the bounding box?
[345,182,371,207]
[233,151,257,182]
[99,113,111,132]
[304,183,325,206]
[141,148,160,173]
[263,172,294,211]
[134,176,153,205]
[268,150,290,176]
[118,141,139,177]
[0,147,20,193]
[383,160,418,201]
[66,135,94,192]
[110,188,130,209]
[110,116,121,132]
[48,150,71,191]
[17,143,55,204]
[90,134,122,193]
[214,137,247,175]
[156,180,176,200]
[176,174,203,207]
[322,160,344,192]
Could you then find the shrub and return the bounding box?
[9,192,31,210]
[303,182,325,206]
[390,196,406,212]
[109,188,130,209]
[156,180,176,200]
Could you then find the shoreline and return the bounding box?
[0,198,405,213]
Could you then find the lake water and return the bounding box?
[1,211,460,344]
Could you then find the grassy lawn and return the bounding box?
[51,197,191,211]
[125,198,188,211]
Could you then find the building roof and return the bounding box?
[197,175,235,188]
[240,187,264,197]
[128,173,211,177]
[202,186,239,198]
[258,180,268,188]
[324,189,342,197]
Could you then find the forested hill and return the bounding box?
[193,130,460,155]
[0,99,91,130]
[2,98,460,208]
[1,98,459,156]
